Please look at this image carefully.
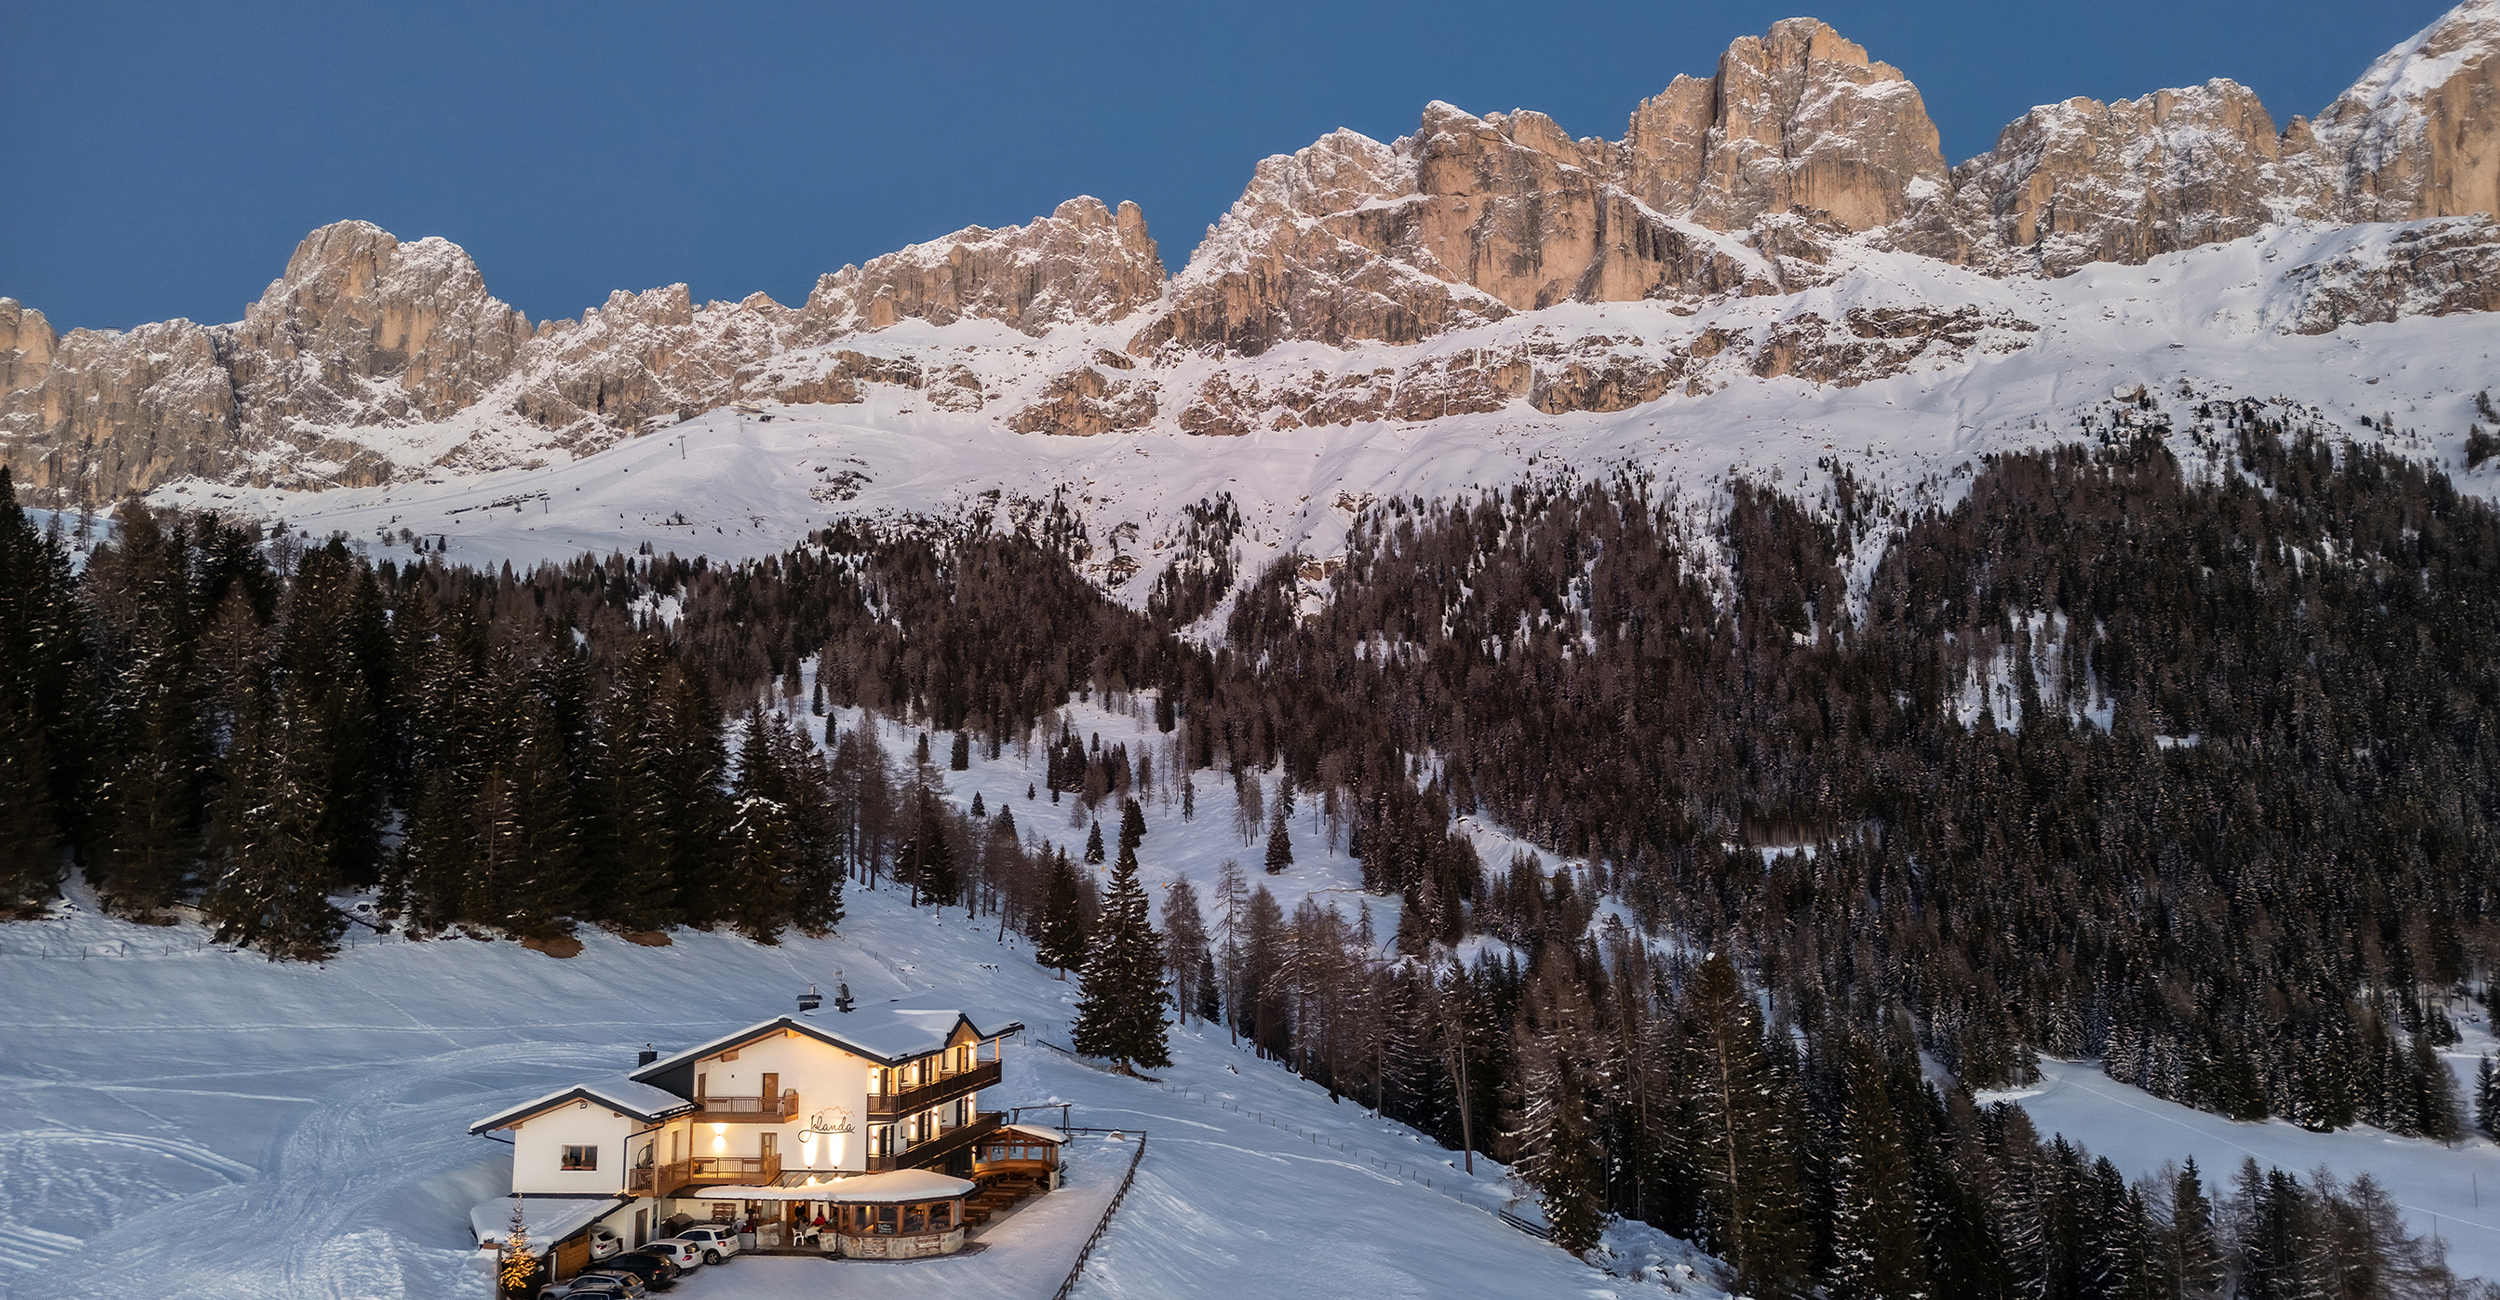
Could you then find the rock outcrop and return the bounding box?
[224,221,533,439]
[0,198,1168,502]
[1621,19,1949,233]
[1137,18,1941,357]
[2312,0,2500,223]
[1950,81,2329,276]
[800,197,1167,338]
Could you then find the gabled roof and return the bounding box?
[468,1075,699,1134]
[628,997,1024,1078]
[471,1195,629,1253]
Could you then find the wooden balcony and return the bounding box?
[696,1090,798,1123]
[868,1111,1001,1172]
[628,1160,693,1198]
[867,1059,999,1119]
[685,1153,783,1186]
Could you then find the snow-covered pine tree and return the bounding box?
[2171,1157,2222,1299]
[88,503,208,916]
[2477,1055,2500,1140]
[772,711,844,935]
[204,682,345,960]
[1034,849,1086,974]
[725,706,798,941]
[1083,818,1104,864]
[1070,839,1170,1075]
[0,467,87,905]
[1508,946,1608,1255]
[1826,1040,1924,1300]
[1679,952,1809,1298]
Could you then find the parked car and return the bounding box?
[542,1269,646,1300]
[670,1224,742,1264]
[636,1239,704,1270]
[584,1225,623,1262]
[602,1252,678,1286]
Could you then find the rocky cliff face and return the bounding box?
[0,198,1169,502]
[800,196,1166,337]
[1137,18,1936,357]
[1947,81,2328,276]
[8,5,2500,502]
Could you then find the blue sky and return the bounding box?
[0,1,2458,331]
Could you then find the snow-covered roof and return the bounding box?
[468,1074,698,1133]
[630,996,1023,1077]
[821,1168,977,1203]
[679,1169,975,1202]
[1000,1123,1067,1144]
[471,1195,626,1255]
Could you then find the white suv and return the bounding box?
[637,1239,704,1269]
[670,1224,742,1263]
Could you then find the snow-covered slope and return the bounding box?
[161,220,2500,632]
[8,699,2500,1294]
[0,697,1701,1300]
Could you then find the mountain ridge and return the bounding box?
[4,4,2498,508]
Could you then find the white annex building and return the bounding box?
[467,994,1065,1274]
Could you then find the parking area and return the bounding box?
[631,1135,1127,1300]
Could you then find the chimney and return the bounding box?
[636,1044,658,1067]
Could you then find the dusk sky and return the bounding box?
[2,0,2458,332]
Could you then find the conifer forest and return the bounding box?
[7,418,2500,1297]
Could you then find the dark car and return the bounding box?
[604,1252,679,1286]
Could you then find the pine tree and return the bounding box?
[949,729,970,771]
[1679,952,1809,1298]
[1071,839,1171,1075]
[897,791,958,908]
[1510,945,1608,1255]
[1120,796,1147,853]
[1827,1040,1924,1300]
[2476,1055,2500,1141]
[1160,873,1210,1025]
[1035,849,1086,974]
[1264,800,1293,874]
[204,681,346,960]
[1083,818,1105,864]
[2171,1157,2222,1299]
[725,706,799,941]
[87,500,207,916]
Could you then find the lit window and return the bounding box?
[561,1145,598,1171]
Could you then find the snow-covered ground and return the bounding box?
[150,220,2500,633]
[0,702,1668,1300]
[1985,1048,2500,1281]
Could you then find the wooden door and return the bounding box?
[633,1209,647,1248]
[761,1072,779,1104]
[760,1132,776,1169]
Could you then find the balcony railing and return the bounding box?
[696,1090,799,1122]
[686,1153,783,1185]
[867,1059,999,1119]
[628,1160,692,1198]
[867,1111,1001,1172]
